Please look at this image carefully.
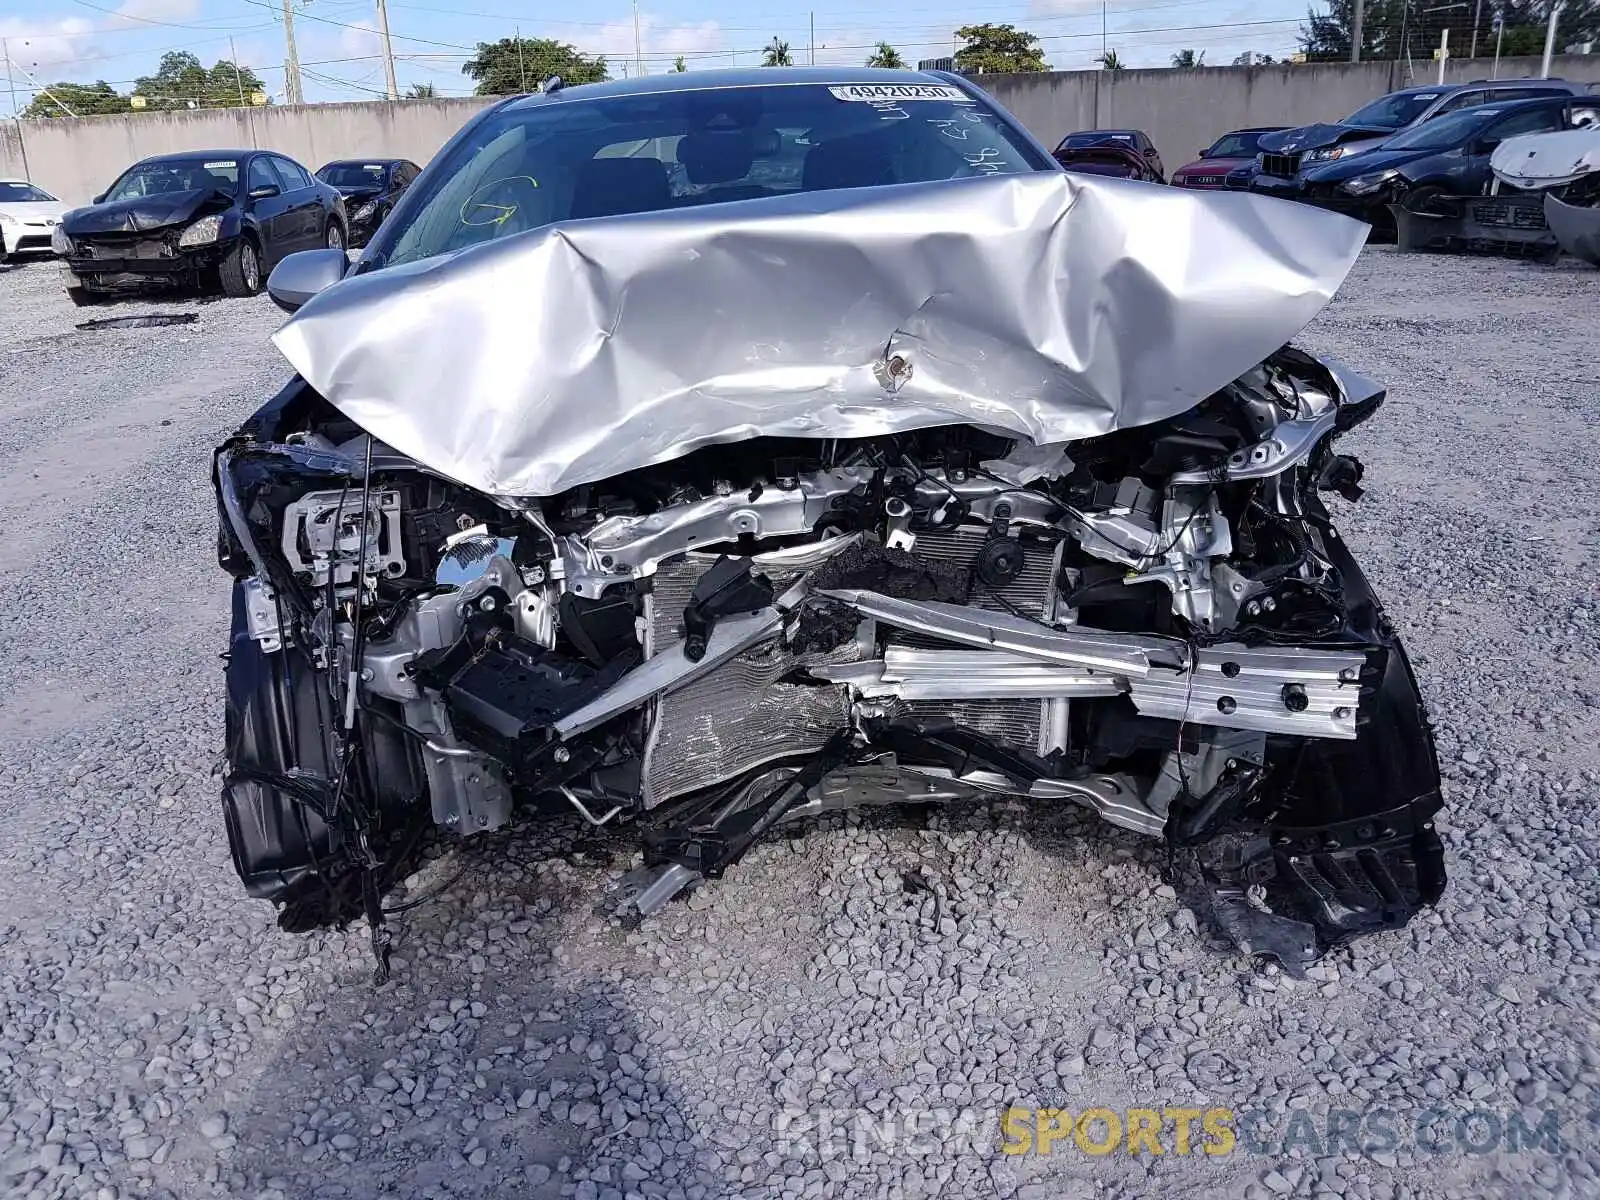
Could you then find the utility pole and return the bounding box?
[1351,0,1364,61]
[1492,14,1504,78]
[230,37,247,106]
[2,38,18,119]
[281,0,303,105]
[1469,0,1482,58]
[1540,1,1563,78]
[516,25,527,93]
[809,13,815,65]
[375,0,399,99]
[1437,27,1449,83]
[1101,0,1107,61]
[632,0,644,77]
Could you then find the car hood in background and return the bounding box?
[1259,123,1395,155]
[273,171,1368,497]
[1301,146,1438,183]
[62,188,233,236]
[1174,156,1255,176]
[1492,128,1600,189]
[334,185,383,202]
[0,200,69,224]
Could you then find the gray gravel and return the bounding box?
[0,246,1596,1200]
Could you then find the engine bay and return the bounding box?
[215,345,1445,976]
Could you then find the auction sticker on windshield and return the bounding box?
[829,84,970,103]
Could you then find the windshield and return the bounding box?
[0,181,56,203]
[1383,107,1503,150]
[319,162,391,189]
[370,82,1049,270]
[1344,91,1441,130]
[1204,130,1272,158]
[105,158,239,201]
[1057,131,1137,149]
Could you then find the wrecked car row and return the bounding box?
[213,68,1446,978]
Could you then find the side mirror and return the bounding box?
[266,248,349,314]
[92,192,106,204]
[248,184,281,201]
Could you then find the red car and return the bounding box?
[1053,129,1165,182]
[1171,127,1287,190]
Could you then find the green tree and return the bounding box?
[1095,49,1124,70]
[1299,0,1597,60]
[1170,48,1206,67]
[866,41,906,68]
[762,38,793,66]
[461,37,607,95]
[406,81,437,98]
[131,50,267,110]
[954,23,1048,73]
[21,80,131,119]
[673,55,688,72]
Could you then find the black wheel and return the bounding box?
[219,238,262,297]
[67,286,103,307]
[325,222,345,252]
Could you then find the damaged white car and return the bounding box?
[214,68,1445,977]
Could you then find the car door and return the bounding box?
[244,156,291,262]
[268,156,322,254]
[1469,105,1565,191]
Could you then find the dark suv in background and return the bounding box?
[1250,78,1591,197]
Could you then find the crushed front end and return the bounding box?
[214,347,1444,971]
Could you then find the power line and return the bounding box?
[64,0,270,34]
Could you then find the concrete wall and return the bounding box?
[981,55,1600,175]
[0,97,496,204]
[4,56,1599,203]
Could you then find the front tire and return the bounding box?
[219,238,262,297]
[325,221,345,252]
[67,285,102,307]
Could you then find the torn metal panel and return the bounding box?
[1547,193,1600,267]
[273,171,1366,497]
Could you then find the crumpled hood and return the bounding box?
[1259,123,1393,156]
[63,188,231,236]
[335,185,382,202]
[1492,128,1600,189]
[273,171,1367,498]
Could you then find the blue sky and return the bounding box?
[0,0,1311,109]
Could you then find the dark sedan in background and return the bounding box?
[1298,95,1600,230]
[1170,127,1286,189]
[55,150,347,304]
[315,158,421,247]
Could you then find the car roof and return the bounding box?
[320,158,407,166]
[135,150,258,163]
[1226,126,1289,133]
[503,65,973,109]
[1388,77,1573,97]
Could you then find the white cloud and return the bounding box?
[0,16,101,76]
[338,18,383,61]
[114,0,203,24]
[544,13,726,71]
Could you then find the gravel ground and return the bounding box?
[0,246,1596,1200]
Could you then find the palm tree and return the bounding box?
[762,38,793,67]
[1094,49,1124,70]
[866,41,906,68]
[1170,48,1205,68]
[406,81,437,98]
[673,56,688,73]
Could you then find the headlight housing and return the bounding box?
[1308,143,1372,165]
[51,224,71,254]
[1339,169,1400,196]
[178,214,223,248]
[351,201,377,221]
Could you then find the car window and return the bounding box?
[320,162,390,188]
[1485,107,1563,142]
[1383,106,1504,150]
[273,157,314,190]
[1345,91,1440,129]
[106,158,240,200]
[247,158,279,194]
[1435,89,1486,113]
[0,181,56,202]
[373,83,1049,271]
